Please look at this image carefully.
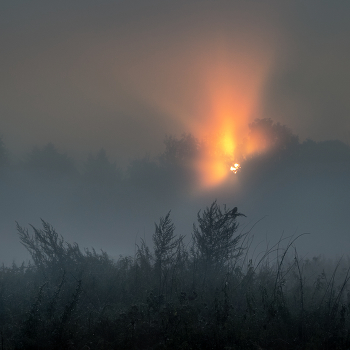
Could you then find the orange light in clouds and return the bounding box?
[192,44,272,190]
[196,157,228,189]
[115,32,274,190]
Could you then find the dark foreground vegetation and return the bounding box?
[2,202,350,349]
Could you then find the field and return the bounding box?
[1,204,350,350]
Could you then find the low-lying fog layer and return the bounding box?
[1,1,350,265]
[1,123,349,265]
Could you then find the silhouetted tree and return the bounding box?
[153,212,184,293]
[127,156,161,191]
[247,118,299,156]
[157,134,202,193]
[239,119,300,188]
[84,148,122,186]
[16,220,83,272]
[24,143,76,177]
[160,133,200,166]
[192,201,245,271]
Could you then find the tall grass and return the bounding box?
[1,206,350,349]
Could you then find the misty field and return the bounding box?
[2,1,350,348]
[1,202,350,350]
[1,122,350,349]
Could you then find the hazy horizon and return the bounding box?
[1,1,350,265]
[1,127,349,265]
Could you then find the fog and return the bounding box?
[1,1,350,264]
[1,128,349,265]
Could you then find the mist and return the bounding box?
[1,1,350,264]
[0,124,349,265]
[2,4,350,347]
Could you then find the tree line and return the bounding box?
[1,118,349,193]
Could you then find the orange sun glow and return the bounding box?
[230,163,241,174]
[114,32,275,191]
[191,44,273,190]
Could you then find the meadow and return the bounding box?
[1,128,350,349]
[1,202,350,350]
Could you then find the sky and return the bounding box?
[1,1,350,164]
[1,1,350,264]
